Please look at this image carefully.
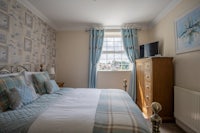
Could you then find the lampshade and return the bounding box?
[48,67,55,75]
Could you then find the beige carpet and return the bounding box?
[159,123,186,133]
[147,120,185,133]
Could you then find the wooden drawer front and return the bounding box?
[142,106,148,115]
[142,106,152,118]
[145,94,152,106]
[144,61,151,70]
[144,81,152,106]
[145,81,151,91]
[146,106,152,118]
[144,72,151,81]
[136,98,142,110]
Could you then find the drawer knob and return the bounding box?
[146,75,150,79]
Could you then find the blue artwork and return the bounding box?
[0,32,7,44]
[175,6,200,54]
[0,45,8,62]
[0,11,9,31]
[0,0,8,12]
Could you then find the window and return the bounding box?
[98,31,132,71]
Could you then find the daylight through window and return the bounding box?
[98,31,132,71]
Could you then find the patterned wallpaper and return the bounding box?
[0,0,56,71]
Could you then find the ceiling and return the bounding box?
[21,0,181,30]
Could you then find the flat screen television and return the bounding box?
[140,41,159,58]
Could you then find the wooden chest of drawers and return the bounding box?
[136,57,174,122]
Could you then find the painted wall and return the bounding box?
[150,0,200,92]
[56,31,89,88]
[0,0,56,71]
[138,29,152,45]
[56,30,151,89]
[97,71,131,90]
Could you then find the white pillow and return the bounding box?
[44,80,60,94]
[23,71,47,86]
[0,73,18,77]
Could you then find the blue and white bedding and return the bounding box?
[0,88,150,133]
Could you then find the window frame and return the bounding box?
[97,31,132,72]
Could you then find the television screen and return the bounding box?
[140,45,144,58]
[140,41,159,58]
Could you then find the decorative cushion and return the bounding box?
[44,80,53,94]
[0,73,27,90]
[45,80,60,94]
[50,80,60,92]
[0,73,27,111]
[6,88,22,110]
[0,90,9,112]
[32,72,50,94]
[23,71,45,86]
[16,85,38,105]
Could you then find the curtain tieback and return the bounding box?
[129,46,133,49]
[89,47,102,50]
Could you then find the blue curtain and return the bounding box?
[122,28,139,101]
[89,28,104,88]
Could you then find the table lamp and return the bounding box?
[48,67,55,79]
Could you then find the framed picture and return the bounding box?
[52,48,56,57]
[26,29,32,38]
[24,37,32,52]
[0,32,7,44]
[175,6,200,54]
[25,54,30,62]
[42,24,46,33]
[25,12,33,28]
[41,55,46,64]
[0,11,9,31]
[53,32,56,40]
[41,34,46,45]
[0,45,8,62]
[23,64,31,71]
[0,0,8,12]
[42,47,45,53]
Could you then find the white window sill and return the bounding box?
[97,70,132,72]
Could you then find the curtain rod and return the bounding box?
[85,28,121,32]
[85,26,141,32]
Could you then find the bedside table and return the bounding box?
[56,81,64,87]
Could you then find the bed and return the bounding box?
[0,65,161,133]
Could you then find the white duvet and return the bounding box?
[28,89,101,133]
